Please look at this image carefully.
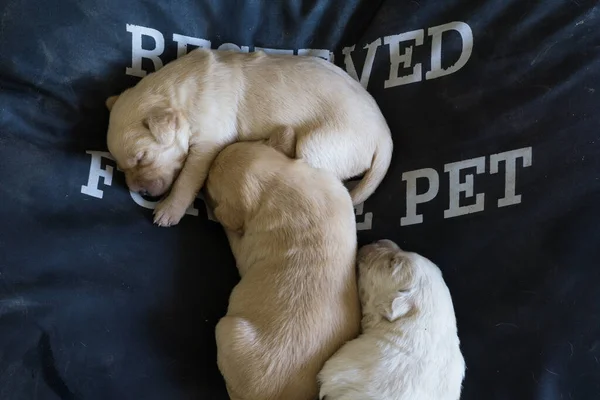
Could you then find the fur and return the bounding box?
[105,48,393,226]
[318,239,466,400]
[205,130,361,400]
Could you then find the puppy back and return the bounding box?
[221,159,361,400]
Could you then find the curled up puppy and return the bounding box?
[204,128,361,400]
[105,48,393,227]
[318,239,466,400]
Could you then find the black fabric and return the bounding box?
[1,1,599,399]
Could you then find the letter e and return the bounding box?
[384,30,424,88]
[444,156,485,218]
[426,21,473,81]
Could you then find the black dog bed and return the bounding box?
[1,1,599,399]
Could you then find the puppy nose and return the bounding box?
[138,189,149,197]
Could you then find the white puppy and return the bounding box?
[318,239,466,400]
[105,48,393,227]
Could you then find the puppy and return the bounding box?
[318,239,466,400]
[105,48,393,227]
[204,128,361,400]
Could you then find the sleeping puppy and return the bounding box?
[105,48,393,227]
[318,239,466,400]
[204,128,361,400]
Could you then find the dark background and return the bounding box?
[1,1,599,399]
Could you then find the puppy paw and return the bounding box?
[153,197,187,227]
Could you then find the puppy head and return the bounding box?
[357,240,444,325]
[205,128,297,233]
[205,142,265,234]
[105,90,190,197]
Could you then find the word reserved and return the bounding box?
[125,21,473,90]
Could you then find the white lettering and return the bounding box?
[217,43,250,52]
[342,38,382,89]
[444,156,485,218]
[123,22,474,84]
[126,24,165,77]
[384,30,424,88]
[490,147,533,207]
[82,150,200,217]
[82,144,533,227]
[426,21,473,81]
[297,48,334,63]
[173,33,211,58]
[401,168,440,226]
[129,191,158,210]
[346,180,373,230]
[254,47,294,55]
[354,202,373,231]
[81,151,114,199]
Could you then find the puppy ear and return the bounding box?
[105,95,119,111]
[214,204,244,235]
[267,126,296,158]
[390,253,406,269]
[145,108,181,146]
[379,291,412,322]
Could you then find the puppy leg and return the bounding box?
[216,316,260,399]
[153,144,221,227]
[225,384,244,400]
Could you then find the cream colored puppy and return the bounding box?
[204,129,361,400]
[318,239,466,400]
[105,48,393,227]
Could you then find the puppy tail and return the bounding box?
[349,133,393,206]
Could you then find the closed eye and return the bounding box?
[133,150,149,166]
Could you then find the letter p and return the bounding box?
[401,168,440,226]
